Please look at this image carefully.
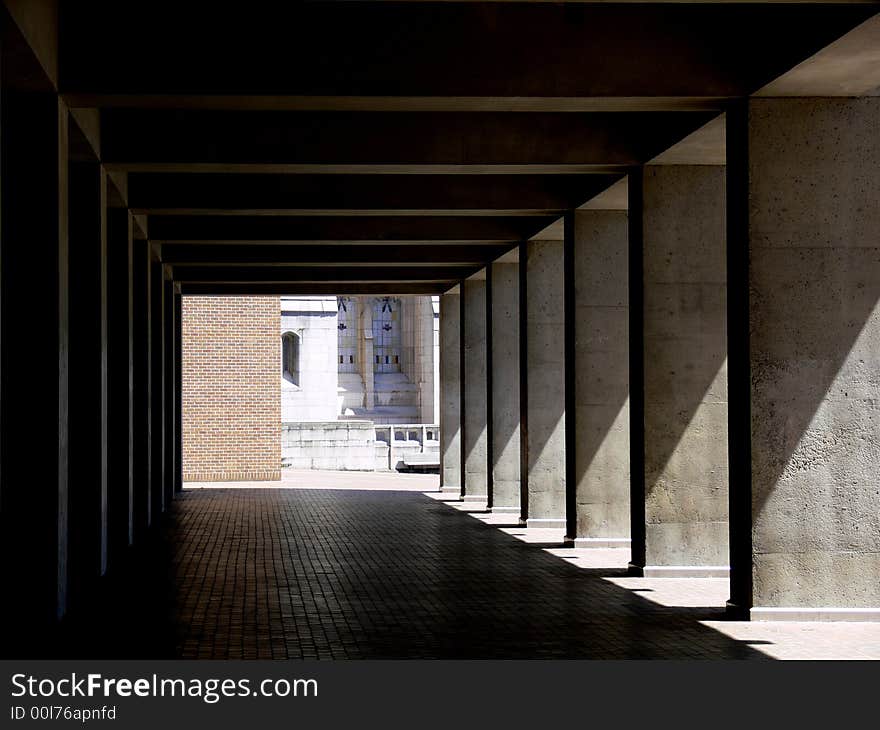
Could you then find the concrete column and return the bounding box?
[526,241,565,527]
[67,160,108,604]
[439,289,461,493]
[636,165,729,577]
[490,260,520,513]
[0,92,70,624]
[573,208,631,548]
[150,252,166,517]
[174,286,183,492]
[463,276,489,501]
[132,238,152,534]
[741,98,880,619]
[163,276,176,507]
[106,206,133,567]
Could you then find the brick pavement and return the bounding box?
[42,473,880,660]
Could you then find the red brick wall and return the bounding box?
[182,296,281,481]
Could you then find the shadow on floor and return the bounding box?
[16,488,769,660]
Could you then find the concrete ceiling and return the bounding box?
[11,0,879,295]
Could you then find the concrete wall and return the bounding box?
[490,262,520,512]
[573,210,631,546]
[526,241,566,526]
[281,296,339,421]
[749,97,880,612]
[642,165,729,574]
[439,291,461,492]
[282,421,375,471]
[463,277,489,499]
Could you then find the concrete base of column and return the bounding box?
[526,517,566,529]
[573,537,631,549]
[640,565,730,579]
[750,607,880,622]
[462,495,485,503]
[440,486,461,494]
[489,506,520,514]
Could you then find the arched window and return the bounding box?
[282,331,300,386]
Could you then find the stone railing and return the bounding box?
[373,424,440,471]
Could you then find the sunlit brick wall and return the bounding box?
[182,296,281,481]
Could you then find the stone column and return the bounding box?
[163,276,176,507]
[526,241,566,527]
[573,208,631,547]
[0,92,70,625]
[132,237,152,536]
[635,165,729,577]
[439,289,462,493]
[150,251,165,517]
[106,205,133,567]
[740,98,880,619]
[67,160,109,602]
[174,286,183,493]
[490,260,520,513]
[463,275,489,501]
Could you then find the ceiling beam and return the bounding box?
[58,2,877,98]
[160,243,513,266]
[171,264,479,283]
[99,110,717,169]
[148,214,552,242]
[179,282,450,296]
[128,173,620,214]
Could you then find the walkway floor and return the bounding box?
[54,471,880,660]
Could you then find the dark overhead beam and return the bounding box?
[171,265,478,284]
[66,95,729,113]
[160,244,511,266]
[59,2,876,98]
[179,282,449,296]
[148,215,551,242]
[127,174,620,214]
[99,110,717,169]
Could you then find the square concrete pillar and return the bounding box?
[573,209,631,548]
[463,276,489,500]
[526,241,566,527]
[490,261,520,513]
[106,205,134,567]
[68,160,109,600]
[150,252,166,517]
[0,92,70,625]
[636,165,729,578]
[132,238,153,533]
[439,289,462,494]
[738,97,880,619]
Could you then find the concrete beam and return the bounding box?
[159,244,512,267]
[126,173,619,215]
[99,109,715,169]
[149,215,551,243]
[757,14,880,97]
[59,3,876,99]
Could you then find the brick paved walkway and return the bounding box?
[46,475,880,660]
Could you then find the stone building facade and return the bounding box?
[182,295,439,481]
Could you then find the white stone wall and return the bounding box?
[281,296,339,421]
